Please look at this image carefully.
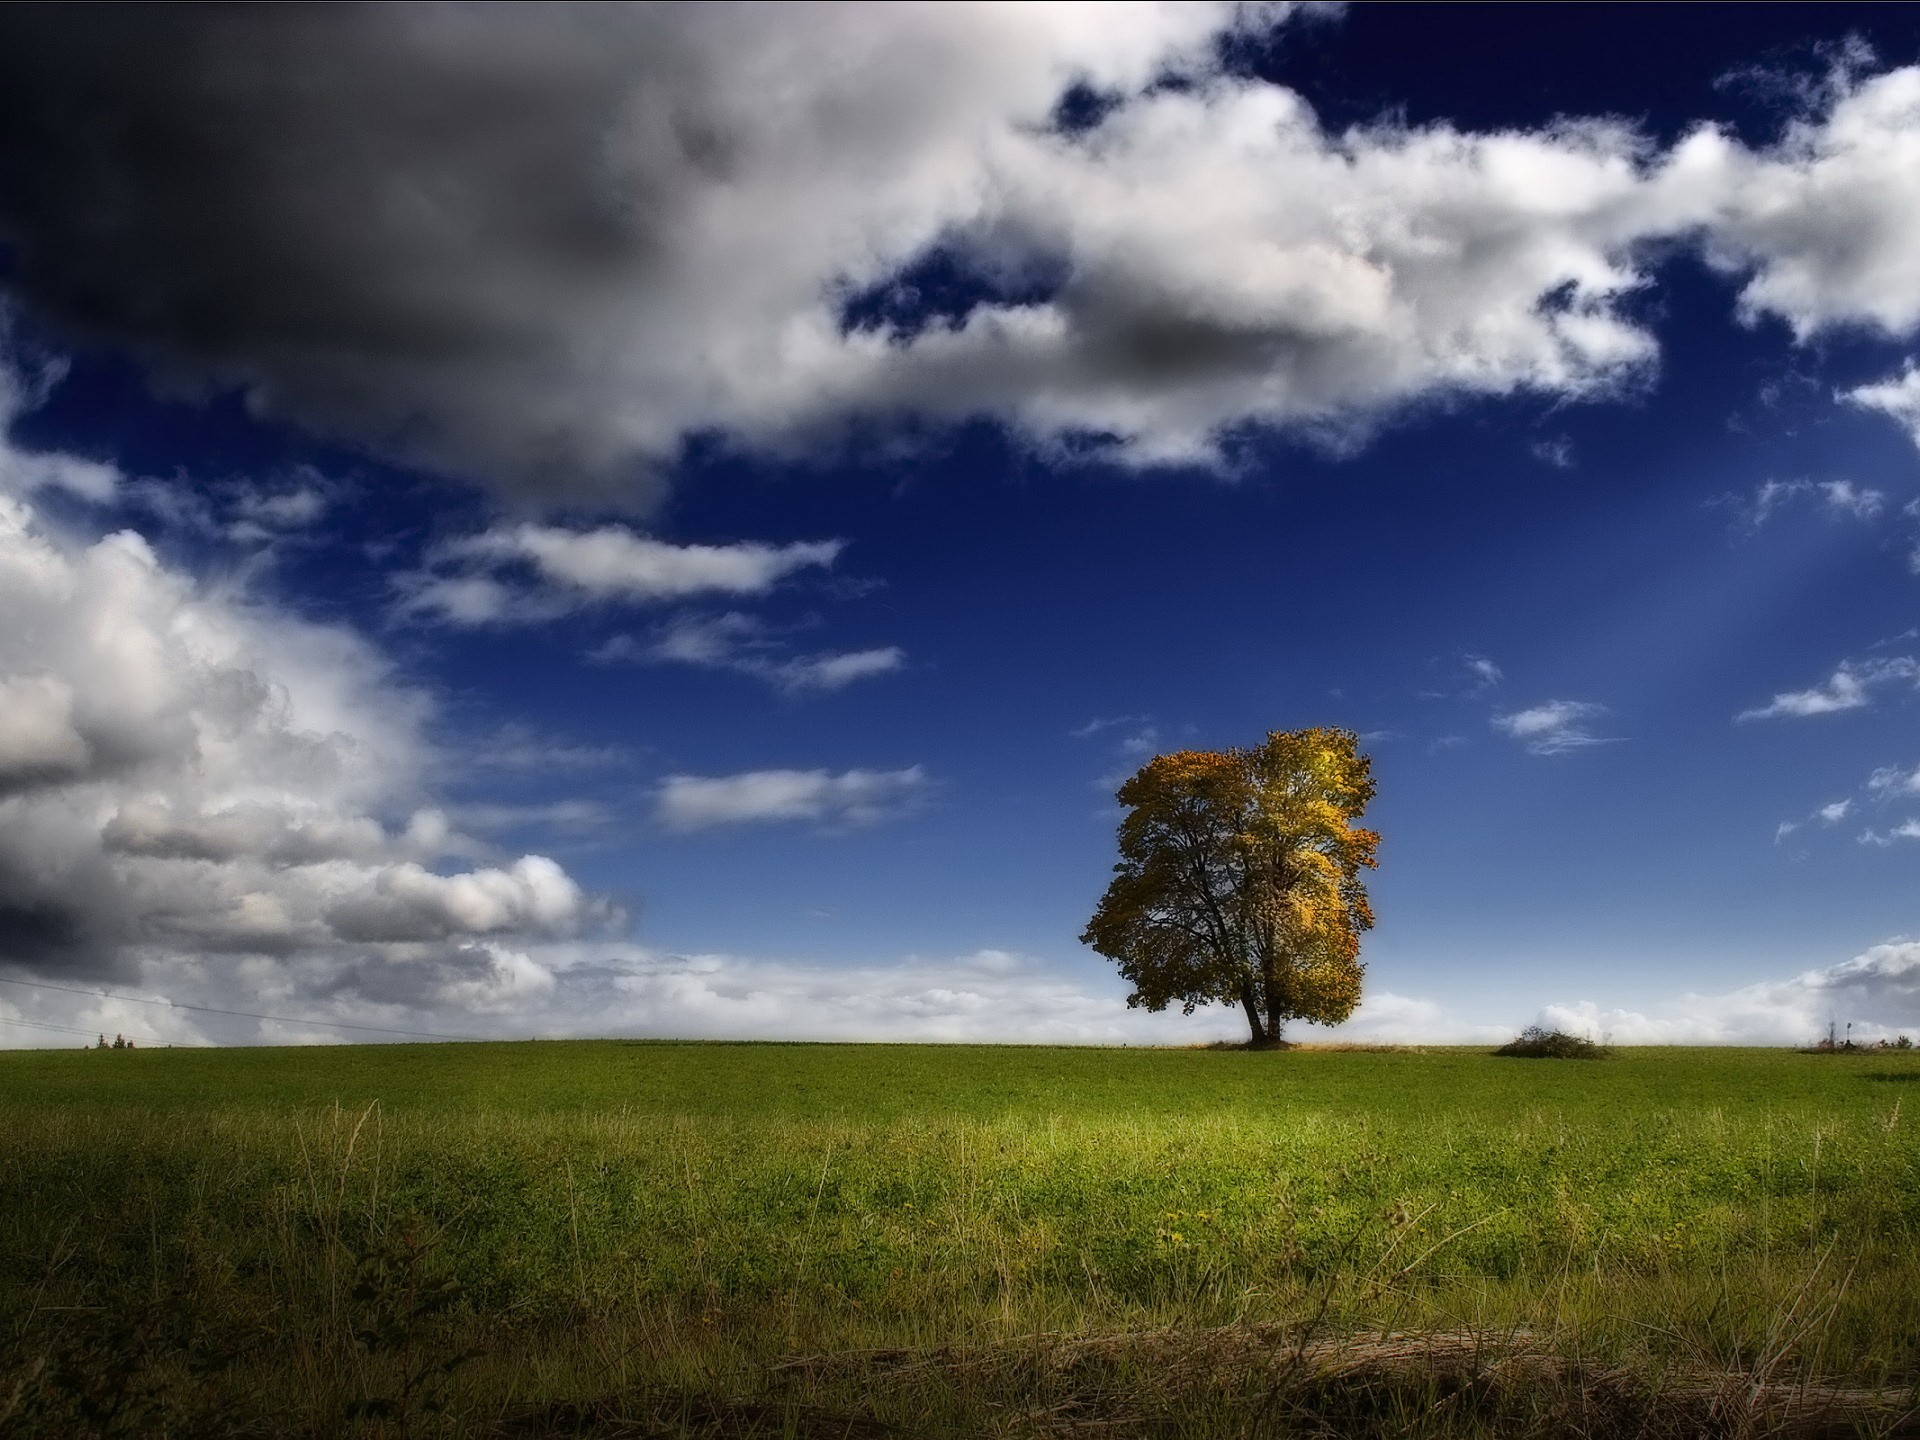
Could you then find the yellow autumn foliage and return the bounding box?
[1080,727,1377,1047]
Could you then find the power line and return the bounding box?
[0,975,480,1042]
[0,1015,108,1040]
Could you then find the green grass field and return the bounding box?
[3,1041,1917,1437]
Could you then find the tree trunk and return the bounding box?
[1238,981,1268,1048]
[1265,991,1288,1049]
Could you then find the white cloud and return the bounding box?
[1869,762,1920,798]
[1733,477,1887,528]
[1860,819,1920,848]
[15,14,1920,494]
[403,524,843,624]
[1491,699,1615,755]
[0,354,120,502]
[1464,655,1504,688]
[463,723,627,774]
[0,380,607,1002]
[1693,64,1920,340]
[327,856,583,943]
[655,766,930,831]
[1820,479,1888,519]
[1779,766,1920,846]
[0,941,1250,1048]
[1844,362,1920,450]
[584,948,1230,1044]
[1737,655,1919,720]
[1540,940,1920,1045]
[1322,989,1509,1045]
[602,610,905,694]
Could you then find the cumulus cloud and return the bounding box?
[1491,699,1615,755]
[655,766,930,831]
[1737,655,1919,720]
[1539,940,1920,1045]
[5,9,1920,497]
[401,523,843,624]
[0,392,608,1002]
[1692,63,1920,340]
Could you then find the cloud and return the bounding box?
[577,947,1237,1044]
[0,376,608,999]
[1491,699,1615,755]
[1737,655,1919,720]
[0,941,1518,1049]
[1539,940,1920,1045]
[401,524,842,624]
[1729,477,1886,529]
[1869,762,1920,798]
[1322,990,1510,1045]
[654,766,930,831]
[1530,437,1574,469]
[1462,654,1504,691]
[326,856,584,944]
[7,12,1920,498]
[0,4,1249,499]
[463,723,628,774]
[1778,765,1920,846]
[1843,362,1920,450]
[600,611,905,694]
[1693,63,1920,341]
[0,349,120,502]
[1860,820,1920,847]
[1820,479,1890,519]
[1072,715,1164,791]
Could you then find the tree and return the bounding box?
[1080,728,1377,1048]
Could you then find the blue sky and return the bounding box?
[3,3,1920,1046]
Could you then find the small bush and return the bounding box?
[1494,1026,1608,1059]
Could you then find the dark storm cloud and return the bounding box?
[0,5,693,497]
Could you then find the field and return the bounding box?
[2,1041,1918,1437]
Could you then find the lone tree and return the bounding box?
[1081,727,1377,1048]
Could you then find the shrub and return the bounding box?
[1494,1026,1608,1059]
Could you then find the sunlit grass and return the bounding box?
[2,1042,1916,1434]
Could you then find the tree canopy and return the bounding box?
[1080,727,1377,1048]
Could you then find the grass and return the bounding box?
[2,1041,1917,1436]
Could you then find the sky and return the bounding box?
[3,2,1920,1048]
